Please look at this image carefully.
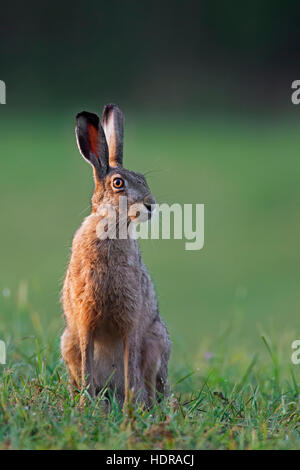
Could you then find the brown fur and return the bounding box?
[61,104,170,407]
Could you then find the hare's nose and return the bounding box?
[144,195,156,212]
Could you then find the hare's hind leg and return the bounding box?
[123,336,129,409]
[61,328,81,397]
[156,347,170,399]
[142,319,171,404]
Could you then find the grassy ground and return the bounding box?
[0,302,299,450]
[0,112,299,449]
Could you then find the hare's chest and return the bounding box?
[102,252,142,309]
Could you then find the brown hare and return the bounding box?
[61,104,170,407]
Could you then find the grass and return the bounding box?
[0,111,300,449]
[0,299,299,450]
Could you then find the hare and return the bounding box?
[61,104,170,407]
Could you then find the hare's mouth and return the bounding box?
[129,203,154,223]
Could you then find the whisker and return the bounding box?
[143,167,168,178]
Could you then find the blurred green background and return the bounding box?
[0,1,300,367]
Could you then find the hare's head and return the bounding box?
[75,104,155,222]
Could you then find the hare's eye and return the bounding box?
[112,177,124,189]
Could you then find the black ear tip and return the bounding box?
[104,103,118,111]
[102,103,122,119]
[76,111,100,127]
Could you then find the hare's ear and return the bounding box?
[101,104,124,167]
[75,111,109,179]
